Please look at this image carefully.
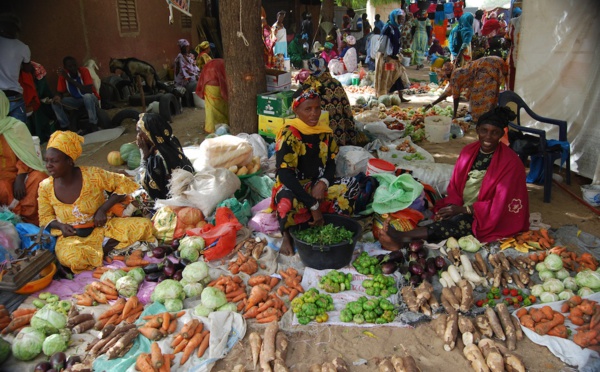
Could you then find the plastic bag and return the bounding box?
[216,198,251,225]
[187,207,242,261]
[0,221,20,260]
[152,206,205,244]
[193,135,253,171]
[236,133,269,162]
[15,223,55,253]
[336,146,374,177]
[248,198,279,234]
[363,121,406,142]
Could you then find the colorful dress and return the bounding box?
[400,13,414,53]
[448,56,507,123]
[262,23,274,66]
[174,52,199,87]
[196,59,228,133]
[411,17,431,66]
[38,166,154,273]
[270,120,361,230]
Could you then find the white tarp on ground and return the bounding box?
[515,0,600,181]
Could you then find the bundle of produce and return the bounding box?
[530,246,599,272]
[401,281,439,316]
[353,251,383,276]
[66,305,95,335]
[151,279,186,312]
[168,319,211,364]
[242,276,286,322]
[193,287,238,317]
[362,273,398,297]
[291,288,334,325]
[276,267,304,300]
[377,352,421,372]
[136,342,175,372]
[177,235,206,262]
[340,296,397,324]
[500,228,555,252]
[462,338,526,372]
[439,253,487,290]
[228,251,258,275]
[87,323,140,358]
[319,270,354,293]
[94,296,144,331]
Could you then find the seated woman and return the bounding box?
[136,113,194,200]
[379,107,529,249]
[271,87,366,255]
[0,91,47,225]
[328,35,358,75]
[174,39,200,88]
[320,42,338,64]
[38,131,155,273]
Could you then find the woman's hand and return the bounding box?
[436,204,467,220]
[93,208,108,227]
[136,133,151,160]
[59,223,77,237]
[13,174,27,200]
[309,209,324,226]
[311,181,327,202]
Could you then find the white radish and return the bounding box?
[441,271,455,287]
[447,265,462,284]
[440,277,448,288]
[460,254,487,286]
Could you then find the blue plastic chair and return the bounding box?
[498,90,571,203]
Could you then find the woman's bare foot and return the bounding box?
[279,231,295,256]
[377,228,402,251]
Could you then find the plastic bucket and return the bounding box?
[402,57,411,67]
[424,116,451,143]
[351,74,360,86]
[192,92,205,108]
[366,158,396,176]
[290,214,362,270]
[581,185,600,207]
[429,71,439,84]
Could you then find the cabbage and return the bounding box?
[194,303,212,317]
[538,270,555,282]
[575,270,600,290]
[200,287,227,310]
[179,236,205,252]
[555,269,570,280]
[543,254,563,271]
[127,267,146,284]
[535,262,547,272]
[116,275,140,298]
[164,298,183,312]
[540,292,558,303]
[563,277,578,291]
[531,284,544,297]
[30,307,67,335]
[100,269,127,284]
[182,261,209,283]
[11,327,45,361]
[151,279,185,303]
[558,290,574,301]
[542,278,564,294]
[183,283,204,298]
[457,235,482,252]
[42,333,68,356]
[180,245,200,262]
[217,302,237,312]
[578,287,594,297]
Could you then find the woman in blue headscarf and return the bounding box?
[375,9,410,102]
[449,13,474,66]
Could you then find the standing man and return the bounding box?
[0,13,32,123]
[272,11,288,58]
[52,56,100,132]
[374,14,385,32]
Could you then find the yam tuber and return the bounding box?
[428,293,440,312]
[463,344,490,372]
[331,357,349,372]
[476,315,494,338]
[475,252,488,275]
[511,316,524,341]
[273,359,289,372]
[401,286,420,313]
[503,353,526,372]
[496,253,511,271]
[275,331,289,363]
[458,315,481,345]
[492,266,502,288]
[495,303,516,350]
[478,339,504,372]
[378,358,395,372]
[433,314,448,339]
[415,281,433,308]
[260,321,279,371]
[249,332,262,370]
[444,312,459,351]
[485,307,506,341]
[321,362,337,372]
[458,280,474,313]
[511,273,525,289]
[451,285,463,304]
[442,288,460,312]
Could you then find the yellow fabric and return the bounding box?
[47,130,84,161]
[277,117,333,141]
[196,52,212,70]
[203,85,228,133]
[37,166,154,273]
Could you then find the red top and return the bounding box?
[57,67,100,99]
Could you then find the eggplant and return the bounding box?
[426,261,437,275]
[398,265,409,276]
[65,355,82,370]
[421,271,433,281]
[409,274,422,286]
[388,250,405,263]
[408,261,424,276]
[143,263,163,274]
[408,240,424,252]
[171,239,180,250]
[157,274,167,283]
[152,245,172,259]
[435,256,447,270]
[179,258,192,267]
[376,254,387,262]
[145,272,163,282]
[381,262,398,274]
[417,257,427,268]
[172,249,181,259]
[34,362,53,372]
[408,252,419,262]
[416,247,428,259]
[163,259,176,277]
[172,269,183,281]
[50,352,66,371]
[47,370,57,372]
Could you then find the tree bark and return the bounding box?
[320,0,335,24]
[218,0,266,135]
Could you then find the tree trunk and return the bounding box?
[218,0,265,135]
[320,0,335,24]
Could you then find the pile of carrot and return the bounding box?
[0,307,36,335]
[516,305,567,338]
[228,251,259,275]
[207,275,249,312]
[243,292,287,323]
[138,310,185,341]
[73,279,119,306]
[276,267,304,301]
[95,295,145,330]
[135,342,175,372]
[530,247,599,272]
[514,228,555,249]
[561,296,600,351]
[170,318,211,365]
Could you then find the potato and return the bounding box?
[236,166,248,176]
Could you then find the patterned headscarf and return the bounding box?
[292,87,320,109]
[324,42,334,50]
[307,57,328,77]
[178,39,190,48]
[47,130,84,161]
[345,35,356,46]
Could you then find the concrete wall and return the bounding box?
[12,0,202,90]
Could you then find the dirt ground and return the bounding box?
[71,64,600,371]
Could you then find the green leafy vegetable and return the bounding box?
[293,223,354,246]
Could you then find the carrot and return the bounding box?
[574,329,599,348]
[561,302,570,313]
[196,331,210,358]
[180,332,204,365]
[520,314,534,329]
[256,299,275,314]
[171,334,184,348]
[288,288,300,301]
[257,314,279,324]
[167,317,178,334]
[144,317,163,329]
[579,301,596,316]
[104,256,113,264]
[126,250,150,267]
[87,286,108,304]
[173,310,186,319]
[139,326,164,341]
[173,339,188,354]
[236,301,245,312]
[530,308,545,323]
[539,228,551,242]
[99,298,126,320]
[529,253,539,263]
[135,353,154,372]
[158,361,171,372]
[570,315,585,326]
[113,255,126,261]
[569,295,583,307]
[122,295,140,319]
[151,341,164,369]
[92,272,103,279]
[161,312,171,333]
[590,307,600,329]
[225,288,245,299]
[535,313,565,335]
[256,307,278,320]
[125,307,144,323]
[230,293,247,303]
[515,308,528,319]
[180,319,199,339]
[105,313,121,326]
[541,306,555,320]
[547,324,569,338]
[1,313,34,334]
[10,308,37,318]
[243,306,259,319]
[269,276,280,289]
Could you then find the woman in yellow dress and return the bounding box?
[37,131,154,273]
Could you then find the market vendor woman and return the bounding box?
[378,107,529,248]
[38,131,155,273]
[271,87,367,255]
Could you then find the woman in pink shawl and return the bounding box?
[379,107,529,247]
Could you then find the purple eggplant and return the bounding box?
[388,250,405,263]
[34,362,53,372]
[426,261,437,275]
[65,355,82,370]
[408,252,419,262]
[152,245,172,259]
[408,261,424,276]
[408,240,424,252]
[145,272,163,282]
[398,265,408,276]
[171,239,180,249]
[157,274,167,283]
[381,262,398,274]
[417,257,427,268]
[172,269,183,281]
[409,274,422,286]
[50,352,66,371]
[416,247,428,259]
[376,254,387,262]
[421,271,433,281]
[435,256,447,270]
[163,259,176,277]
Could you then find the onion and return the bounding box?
[408,240,424,252]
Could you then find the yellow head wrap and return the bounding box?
[199,41,210,50]
[47,130,84,161]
